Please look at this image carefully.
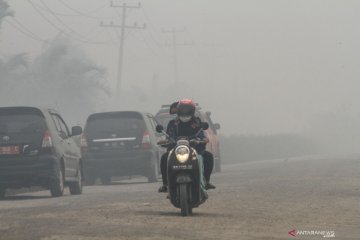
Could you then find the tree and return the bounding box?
[0,36,109,124]
[27,36,109,123]
[0,53,28,104]
[0,0,13,28]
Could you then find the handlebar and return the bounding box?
[157,139,207,147]
[189,139,208,145]
[157,140,174,148]
[157,127,208,148]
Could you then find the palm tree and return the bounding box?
[28,36,110,122]
[0,0,14,28]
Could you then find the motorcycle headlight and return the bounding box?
[175,145,190,163]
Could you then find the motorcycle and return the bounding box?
[156,122,209,216]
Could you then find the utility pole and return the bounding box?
[163,28,192,83]
[100,2,145,96]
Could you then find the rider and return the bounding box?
[158,99,216,192]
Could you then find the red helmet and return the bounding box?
[178,99,194,106]
[177,99,195,122]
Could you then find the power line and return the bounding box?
[163,28,193,83]
[141,7,165,47]
[131,30,167,60]
[57,0,119,20]
[12,18,47,42]
[104,27,118,43]
[38,0,107,45]
[28,1,85,17]
[28,0,113,45]
[137,28,171,59]
[58,0,107,15]
[113,8,136,40]
[72,27,118,47]
[28,0,63,32]
[5,19,47,43]
[140,6,172,58]
[141,7,156,32]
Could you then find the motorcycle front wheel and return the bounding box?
[179,183,192,216]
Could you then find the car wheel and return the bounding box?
[0,187,6,199]
[50,165,65,197]
[69,168,83,195]
[101,176,111,185]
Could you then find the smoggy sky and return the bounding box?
[1,0,360,135]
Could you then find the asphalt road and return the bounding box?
[1,156,360,240]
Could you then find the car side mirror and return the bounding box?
[213,123,221,130]
[71,126,83,136]
[156,125,164,133]
[201,122,209,130]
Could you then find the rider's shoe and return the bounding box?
[205,182,216,190]
[158,185,168,193]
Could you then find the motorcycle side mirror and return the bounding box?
[156,125,164,133]
[213,123,221,130]
[201,122,209,130]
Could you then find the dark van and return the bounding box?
[81,111,161,184]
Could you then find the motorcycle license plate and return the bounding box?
[172,165,193,170]
[0,146,20,155]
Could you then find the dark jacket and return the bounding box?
[166,117,207,152]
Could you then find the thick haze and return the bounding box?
[1,1,360,152]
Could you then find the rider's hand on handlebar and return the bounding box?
[157,140,168,145]
[190,138,208,145]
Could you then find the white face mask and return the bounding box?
[179,116,192,122]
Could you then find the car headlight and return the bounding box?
[175,145,190,163]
